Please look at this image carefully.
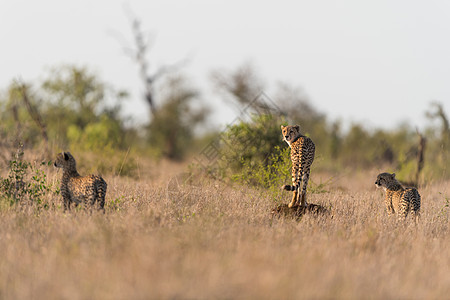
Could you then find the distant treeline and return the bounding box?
[0,64,448,184]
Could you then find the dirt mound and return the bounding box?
[271,203,329,220]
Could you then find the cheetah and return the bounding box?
[375,172,421,222]
[281,125,315,208]
[54,152,107,212]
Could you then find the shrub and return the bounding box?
[217,113,287,173]
[0,149,57,209]
[230,145,291,198]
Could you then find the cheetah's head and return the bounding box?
[375,172,396,190]
[54,152,76,169]
[281,125,301,146]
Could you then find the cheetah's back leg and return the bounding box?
[63,198,71,212]
[412,190,421,224]
[96,178,107,212]
[289,168,303,208]
[398,201,410,221]
[299,167,311,207]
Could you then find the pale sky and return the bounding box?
[1,0,450,131]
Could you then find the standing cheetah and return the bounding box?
[375,172,421,222]
[281,125,315,208]
[54,152,107,212]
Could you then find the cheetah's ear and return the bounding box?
[391,173,396,178]
[280,125,285,130]
[294,125,300,131]
[63,152,70,161]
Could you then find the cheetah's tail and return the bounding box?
[282,184,298,191]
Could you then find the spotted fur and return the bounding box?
[54,152,107,212]
[281,125,315,208]
[375,172,421,222]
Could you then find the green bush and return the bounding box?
[67,115,122,151]
[230,145,291,198]
[217,114,286,172]
[202,113,292,198]
[0,150,57,209]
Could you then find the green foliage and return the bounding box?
[0,150,57,209]
[216,113,287,177]
[42,65,130,150]
[0,65,132,153]
[67,115,123,151]
[205,113,293,200]
[42,66,103,124]
[1,158,29,203]
[231,145,290,191]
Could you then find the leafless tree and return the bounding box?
[16,81,50,158]
[211,64,266,112]
[109,6,187,116]
[426,101,449,142]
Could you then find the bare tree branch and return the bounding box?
[15,80,50,158]
[109,5,187,117]
[426,101,449,140]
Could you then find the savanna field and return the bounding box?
[1,153,449,299]
[1,66,449,299]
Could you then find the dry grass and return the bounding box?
[0,163,449,299]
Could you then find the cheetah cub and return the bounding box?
[281,125,315,208]
[54,152,107,212]
[375,172,420,222]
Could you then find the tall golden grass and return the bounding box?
[0,161,449,299]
